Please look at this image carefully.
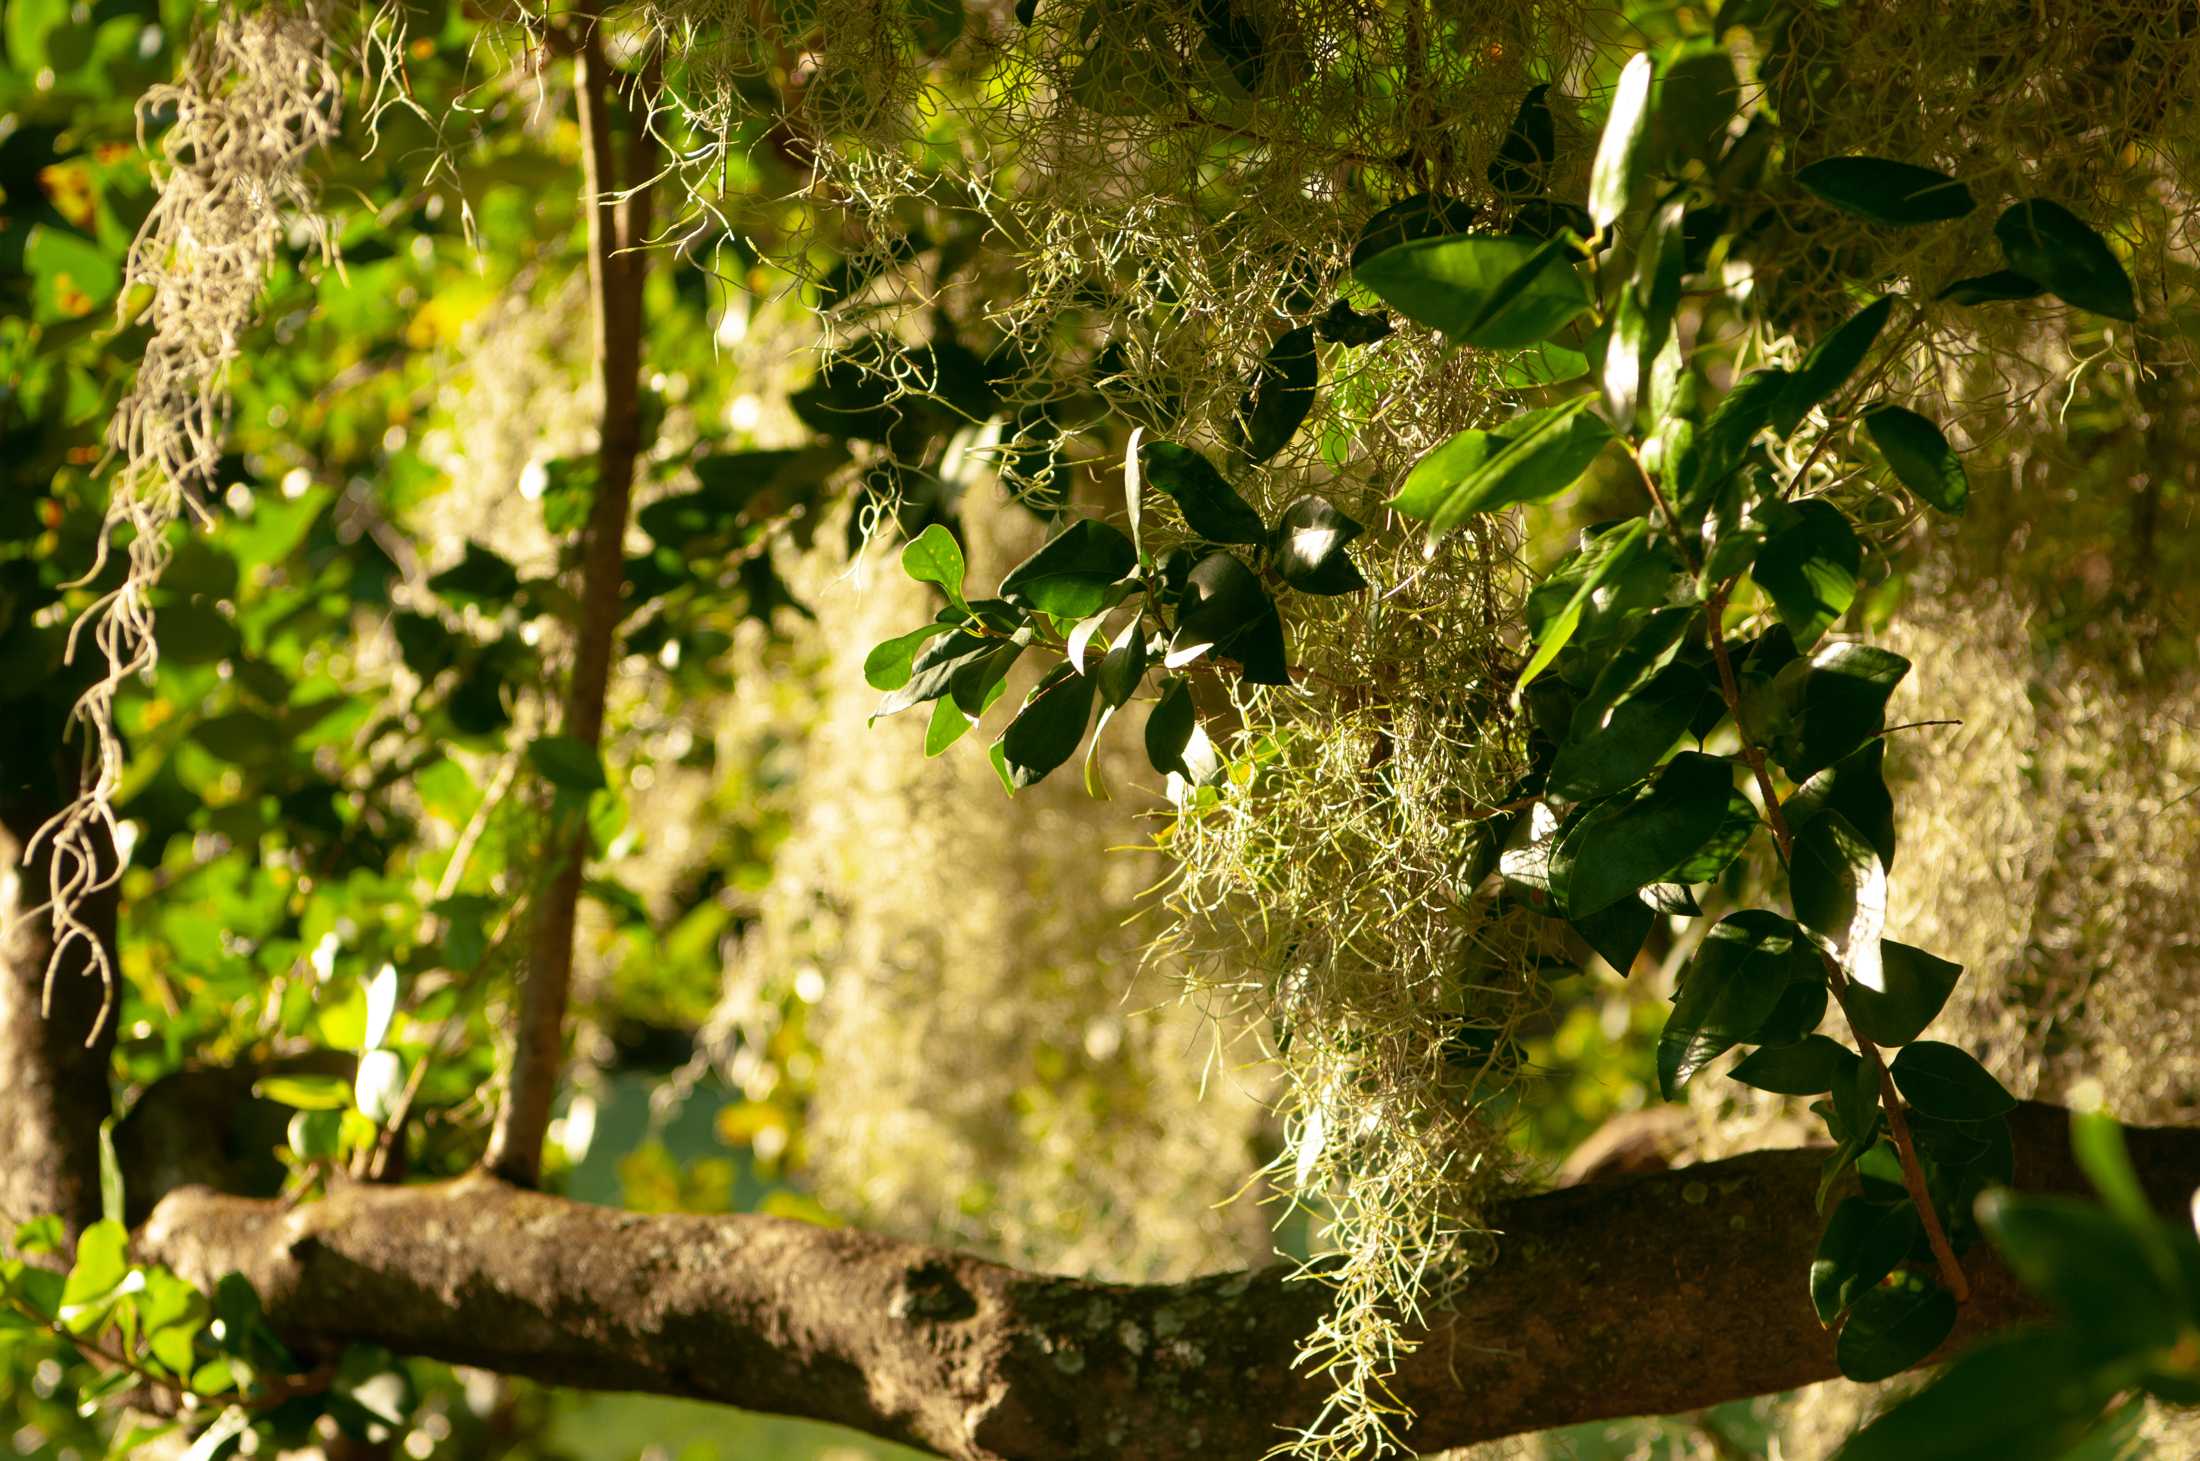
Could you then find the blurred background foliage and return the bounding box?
[2,0,2196,1455]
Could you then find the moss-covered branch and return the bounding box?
[137,1105,2200,1459]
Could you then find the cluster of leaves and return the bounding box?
[1351,8,2141,1399]
[859,0,2162,1433]
[1837,1110,2200,1460]
[1,1151,405,1457]
[863,432,1366,795]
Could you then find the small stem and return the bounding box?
[1703,585,1969,1302]
[483,15,657,1189]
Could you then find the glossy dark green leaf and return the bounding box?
[1233,325,1318,464]
[1560,751,1739,918]
[1936,270,2046,307]
[1751,976,1830,1048]
[1170,551,1287,684]
[1891,1041,2017,1120]
[1772,295,1895,437]
[1784,740,1896,870]
[1836,1272,1957,1382]
[1658,908,1813,1097]
[1795,157,1975,225]
[874,629,993,716]
[159,600,240,666]
[1733,1034,1860,1097]
[1649,38,1740,167]
[1812,1196,1923,1324]
[1546,661,1716,801]
[1571,895,1655,977]
[527,735,607,793]
[1791,809,1885,969]
[1314,297,1392,347]
[1846,941,1963,1046]
[1144,676,1197,776]
[1678,368,1789,517]
[949,641,1026,717]
[998,662,1096,789]
[1517,519,1656,700]
[1354,234,1590,349]
[1271,495,1367,595]
[1350,193,1479,269]
[192,711,285,765]
[1769,642,1911,781]
[1863,404,1968,515]
[1753,499,1861,650]
[1139,441,1266,544]
[1993,200,2137,321]
[1833,1328,2126,1461]
[1094,620,1150,708]
[1391,397,1612,539]
[2069,1108,2155,1231]
[1488,84,1555,197]
[998,519,1138,618]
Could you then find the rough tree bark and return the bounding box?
[0,725,118,1242]
[139,1104,2200,1460]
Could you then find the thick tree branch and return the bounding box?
[142,1105,2200,1459]
[483,16,655,1187]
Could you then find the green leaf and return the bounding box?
[1139,442,1266,545]
[1891,1041,2018,1120]
[1232,325,1318,464]
[1846,941,1962,1046]
[1980,1192,2184,1346]
[998,519,1138,618]
[2069,1109,2154,1231]
[62,1220,128,1307]
[1500,340,1591,387]
[1769,642,1911,781]
[1795,158,1976,226]
[527,735,608,793]
[1488,84,1555,197]
[252,1073,353,1111]
[1658,908,1816,1097]
[924,695,972,757]
[1733,1034,1859,1097]
[997,663,1096,789]
[1752,500,1860,650]
[863,622,959,691]
[1679,369,1790,516]
[1391,396,1612,539]
[1836,1271,1958,1382]
[159,601,241,666]
[1560,751,1739,918]
[428,543,523,609]
[191,711,286,766]
[875,630,994,717]
[1095,619,1150,707]
[1547,661,1715,801]
[1812,1196,1923,1324]
[1863,405,1968,515]
[1515,518,1650,702]
[1144,676,1197,777]
[98,1118,122,1228]
[1589,53,1655,231]
[1993,200,2137,321]
[1936,270,2046,307]
[1571,895,1655,977]
[901,524,967,603]
[949,641,1026,717]
[1752,976,1830,1048]
[1772,295,1895,438]
[1271,495,1366,595]
[1784,740,1896,870]
[1649,38,1739,167]
[1350,192,1479,270]
[1354,234,1590,349]
[1790,809,1886,981]
[1169,552,1288,685]
[1833,1328,2126,1461]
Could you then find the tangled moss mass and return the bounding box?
[18,0,2200,1454]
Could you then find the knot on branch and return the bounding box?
[889,1258,978,1324]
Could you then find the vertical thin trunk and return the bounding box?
[0,736,119,1241]
[482,19,655,1187]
